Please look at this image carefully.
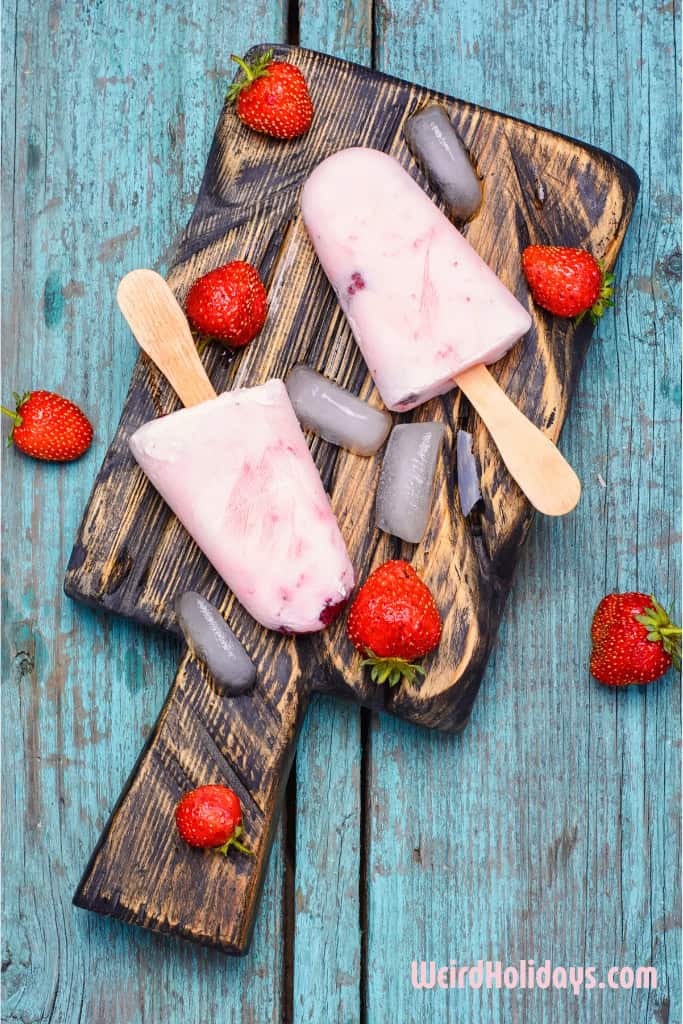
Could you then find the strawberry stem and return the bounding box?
[230,54,256,83]
[590,266,615,324]
[217,824,254,856]
[227,49,274,103]
[229,837,254,857]
[0,405,20,424]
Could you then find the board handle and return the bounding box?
[117,269,216,408]
[454,363,581,516]
[74,650,307,955]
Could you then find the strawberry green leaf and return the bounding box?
[227,49,274,102]
[360,650,427,688]
[633,596,682,671]
[217,823,253,857]
[589,262,616,323]
[1,393,27,442]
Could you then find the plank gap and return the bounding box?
[286,0,299,46]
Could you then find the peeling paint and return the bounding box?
[96,225,140,262]
[43,272,64,327]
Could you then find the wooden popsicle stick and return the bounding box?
[117,269,216,407]
[454,363,581,516]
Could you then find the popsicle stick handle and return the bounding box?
[117,269,216,408]
[454,363,581,516]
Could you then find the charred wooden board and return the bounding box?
[69,45,637,953]
[65,43,637,730]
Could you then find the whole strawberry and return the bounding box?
[1,390,93,462]
[185,261,267,347]
[228,49,313,139]
[175,784,253,855]
[590,592,681,687]
[522,245,614,323]
[347,559,442,686]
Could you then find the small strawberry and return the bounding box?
[228,49,313,139]
[590,592,681,687]
[1,390,93,462]
[175,784,253,855]
[521,245,614,323]
[185,261,267,347]
[347,559,442,686]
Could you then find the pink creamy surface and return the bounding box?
[129,380,355,633]
[301,148,532,412]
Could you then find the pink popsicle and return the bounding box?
[129,380,355,633]
[301,147,532,412]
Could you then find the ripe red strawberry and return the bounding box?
[175,785,253,855]
[521,245,614,322]
[1,390,93,462]
[228,49,313,139]
[590,592,681,687]
[185,261,267,347]
[347,559,442,686]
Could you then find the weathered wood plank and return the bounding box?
[366,2,681,1022]
[1,0,678,1021]
[1,2,289,1021]
[291,9,372,1021]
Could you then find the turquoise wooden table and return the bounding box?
[2,2,680,1021]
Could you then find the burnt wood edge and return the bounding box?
[176,42,639,274]
[73,656,307,956]
[239,43,641,198]
[63,572,184,639]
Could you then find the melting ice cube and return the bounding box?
[286,365,392,456]
[176,592,257,696]
[404,103,483,222]
[375,422,446,543]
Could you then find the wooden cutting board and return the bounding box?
[68,44,638,953]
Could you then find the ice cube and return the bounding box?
[176,592,257,695]
[375,422,446,543]
[404,104,483,222]
[456,430,483,516]
[286,365,392,456]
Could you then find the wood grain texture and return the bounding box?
[2,0,679,1021]
[293,13,370,1022]
[365,2,681,1023]
[64,43,638,735]
[67,44,638,956]
[75,647,307,954]
[1,3,290,1022]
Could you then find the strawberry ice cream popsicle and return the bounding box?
[129,379,354,634]
[301,148,532,412]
